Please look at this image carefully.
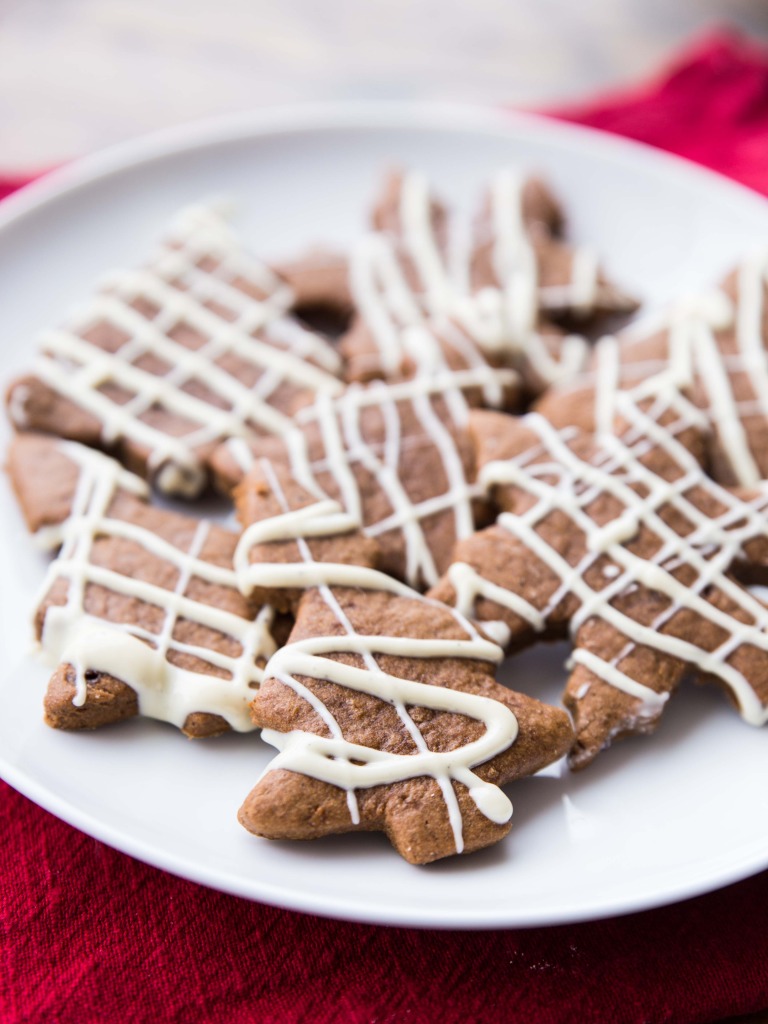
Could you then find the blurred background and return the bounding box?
[1,0,767,172]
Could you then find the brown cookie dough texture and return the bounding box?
[429,386,768,770]
[233,460,573,863]
[213,369,516,591]
[272,248,354,333]
[535,256,768,487]
[233,461,381,614]
[9,433,284,736]
[337,168,636,397]
[5,204,344,498]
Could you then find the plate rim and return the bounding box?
[1,100,767,930]
[3,734,767,931]
[2,101,768,232]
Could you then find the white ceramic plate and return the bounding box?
[1,105,767,930]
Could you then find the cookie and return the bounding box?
[233,459,574,863]
[9,433,284,736]
[339,168,635,396]
[233,457,381,615]
[212,367,518,590]
[273,248,354,335]
[535,254,768,487]
[339,168,572,393]
[6,204,344,498]
[470,167,638,325]
[429,386,768,769]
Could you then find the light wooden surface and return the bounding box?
[0,0,766,170]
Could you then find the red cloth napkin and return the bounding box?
[3,28,768,1024]
[548,27,768,195]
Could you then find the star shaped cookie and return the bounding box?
[233,459,573,863]
[338,168,636,394]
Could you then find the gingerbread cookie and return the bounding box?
[470,168,638,325]
[212,366,518,590]
[6,204,344,498]
[430,387,768,769]
[340,168,635,396]
[339,169,572,392]
[535,254,768,487]
[232,459,573,863]
[9,433,284,736]
[273,248,354,336]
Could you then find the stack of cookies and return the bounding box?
[6,169,767,865]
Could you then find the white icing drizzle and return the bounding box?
[490,169,601,317]
[163,202,293,308]
[490,169,536,289]
[226,368,507,589]
[235,461,518,854]
[400,171,455,318]
[36,442,278,731]
[15,204,343,496]
[560,248,599,318]
[7,381,31,430]
[451,391,768,726]
[348,168,593,390]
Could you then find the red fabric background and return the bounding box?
[3,28,768,1024]
[548,28,768,195]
